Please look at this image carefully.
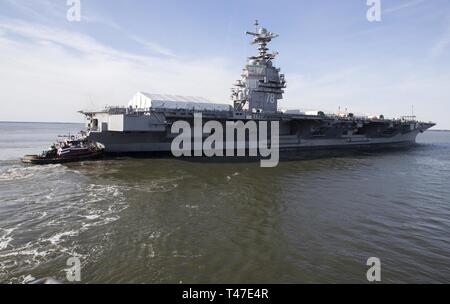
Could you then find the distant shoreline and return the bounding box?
[0,121,83,125]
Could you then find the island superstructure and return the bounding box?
[80,22,435,155]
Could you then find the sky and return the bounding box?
[0,0,449,128]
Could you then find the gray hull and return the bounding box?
[87,128,423,154]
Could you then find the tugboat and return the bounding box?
[22,136,104,165]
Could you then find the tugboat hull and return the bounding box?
[22,151,104,165]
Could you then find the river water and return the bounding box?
[0,122,449,283]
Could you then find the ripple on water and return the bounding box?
[0,163,131,282]
[0,227,16,250]
[0,164,63,182]
[2,132,450,283]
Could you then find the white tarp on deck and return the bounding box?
[128,92,231,112]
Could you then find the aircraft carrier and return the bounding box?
[80,22,435,157]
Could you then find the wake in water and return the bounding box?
[0,162,130,283]
[0,163,63,182]
[0,158,190,283]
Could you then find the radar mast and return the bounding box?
[232,22,286,113]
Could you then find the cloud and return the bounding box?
[129,35,176,58]
[2,0,122,30]
[81,13,122,30]
[12,1,178,59]
[1,0,66,21]
[430,19,450,59]
[383,0,426,14]
[0,16,449,128]
[0,18,235,123]
[0,19,119,56]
